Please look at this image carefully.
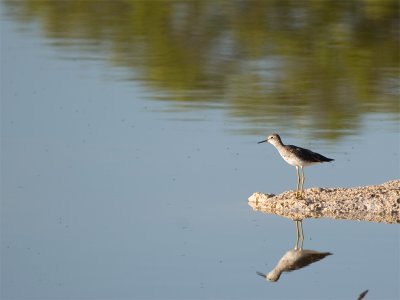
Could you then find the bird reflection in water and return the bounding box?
[257,220,332,282]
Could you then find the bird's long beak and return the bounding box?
[258,139,267,144]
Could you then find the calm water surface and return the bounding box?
[1,2,399,300]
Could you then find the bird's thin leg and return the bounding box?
[295,220,300,250]
[299,220,304,250]
[301,166,305,198]
[296,166,300,198]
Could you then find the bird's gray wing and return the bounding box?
[287,145,333,163]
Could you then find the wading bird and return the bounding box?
[258,134,334,198]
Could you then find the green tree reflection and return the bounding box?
[3,0,399,139]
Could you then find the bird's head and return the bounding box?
[258,133,282,147]
[266,271,280,282]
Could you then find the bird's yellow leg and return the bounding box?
[301,166,305,198]
[296,167,301,198]
[299,220,304,249]
[295,220,300,250]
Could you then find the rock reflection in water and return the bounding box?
[257,220,332,282]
